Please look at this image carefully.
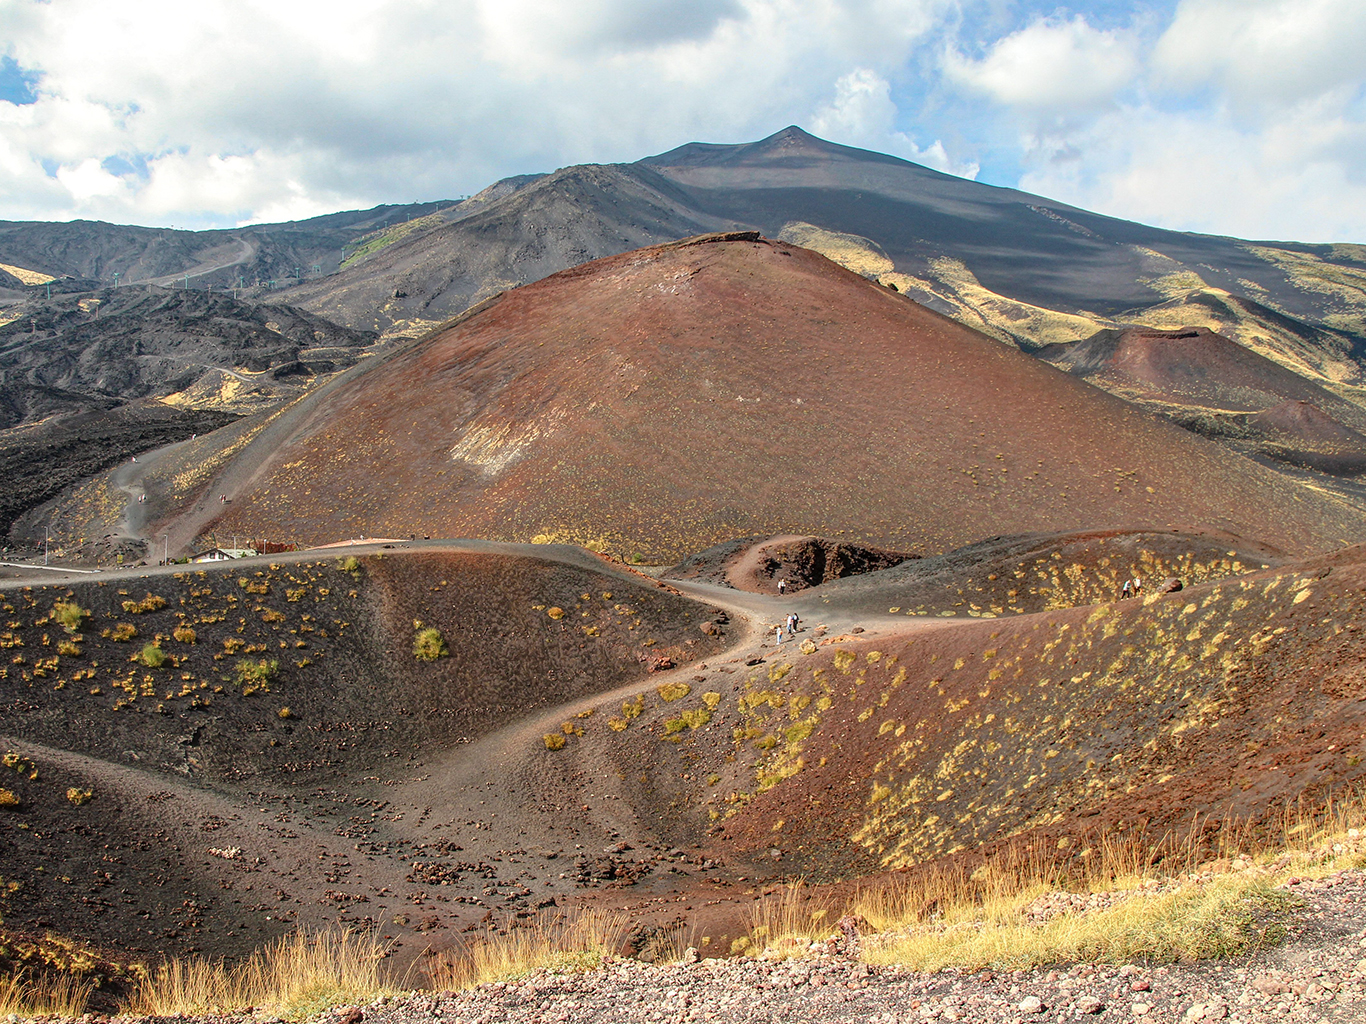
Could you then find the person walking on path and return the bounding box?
[775,625,784,644]
[1133,576,1143,597]
[777,579,787,595]
[1121,579,1132,599]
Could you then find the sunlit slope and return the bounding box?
[709,546,1366,877]
[182,235,1366,560]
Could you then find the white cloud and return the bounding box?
[1153,0,1366,107]
[1018,99,1366,242]
[2,0,1364,244]
[951,1,1366,242]
[946,14,1139,111]
[0,0,960,227]
[812,68,978,177]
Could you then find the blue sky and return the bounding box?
[1,0,1363,243]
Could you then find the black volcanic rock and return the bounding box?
[0,285,377,428]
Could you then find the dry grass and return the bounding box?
[426,911,627,991]
[127,929,395,1019]
[861,874,1289,972]
[0,971,96,1018]
[745,794,1366,972]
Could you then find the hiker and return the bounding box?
[1121,579,1132,599]
[1133,576,1143,597]
[775,625,784,644]
[777,579,787,594]
[786,613,798,634]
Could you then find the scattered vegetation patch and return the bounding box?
[51,601,89,633]
[862,874,1291,973]
[426,911,625,990]
[121,594,167,614]
[0,789,18,809]
[234,658,278,696]
[138,643,167,668]
[0,971,95,1018]
[546,606,565,620]
[412,625,449,661]
[172,624,196,644]
[127,929,394,1018]
[2,753,36,778]
[65,787,93,806]
[543,733,566,751]
[105,623,137,642]
[657,681,691,702]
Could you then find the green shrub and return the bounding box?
[657,682,691,702]
[122,594,167,614]
[413,626,449,661]
[235,658,279,695]
[139,643,167,668]
[52,600,89,633]
[337,556,360,573]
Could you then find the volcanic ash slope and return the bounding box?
[195,235,1366,560]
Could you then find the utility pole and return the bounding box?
[44,527,49,565]
[184,272,189,290]
[113,271,120,289]
[44,281,51,299]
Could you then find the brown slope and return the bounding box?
[1248,400,1366,474]
[704,545,1366,880]
[1037,325,1366,424]
[175,234,1366,561]
[0,545,728,962]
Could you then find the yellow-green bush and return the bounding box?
[413,626,448,661]
[52,600,89,633]
[235,658,278,695]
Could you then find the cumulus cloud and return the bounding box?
[1152,0,1366,107]
[1018,100,1366,242]
[950,0,1366,242]
[812,68,979,178]
[1,0,1365,243]
[946,14,1140,111]
[0,0,960,227]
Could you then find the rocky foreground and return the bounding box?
[289,871,1366,1024]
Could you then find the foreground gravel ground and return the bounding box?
[78,870,1366,1024]
[315,870,1366,1024]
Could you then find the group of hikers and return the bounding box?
[774,610,801,644]
[1120,575,1144,599]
